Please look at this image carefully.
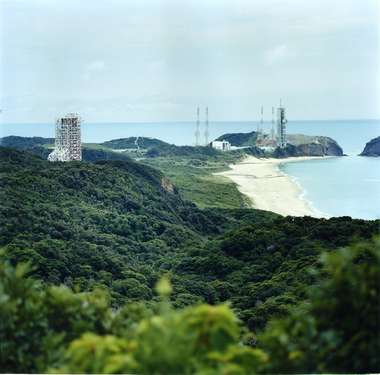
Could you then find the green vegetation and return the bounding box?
[143,153,251,209]
[1,147,378,320]
[1,146,379,372]
[0,137,254,208]
[138,143,260,209]
[259,238,380,373]
[101,136,169,150]
[0,136,133,162]
[0,135,54,149]
[1,238,379,373]
[215,130,258,147]
[0,135,341,209]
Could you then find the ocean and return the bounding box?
[1,119,379,219]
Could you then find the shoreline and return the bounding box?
[216,156,333,217]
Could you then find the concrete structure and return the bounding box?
[276,106,287,148]
[211,140,231,151]
[48,113,82,161]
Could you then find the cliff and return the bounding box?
[359,136,380,157]
[285,134,344,157]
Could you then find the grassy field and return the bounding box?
[56,141,253,209]
[143,155,252,209]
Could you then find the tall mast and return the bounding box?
[204,106,209,146]
[271,106,275,141]
[195,106,200,146]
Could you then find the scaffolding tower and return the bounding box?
[48,113,82,162]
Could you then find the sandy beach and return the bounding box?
[217,156,331,217]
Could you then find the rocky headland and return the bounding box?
[215,131,344,157]
[359,136,380,157]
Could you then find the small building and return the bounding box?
[211,140,231,151]
[259,146,276,152]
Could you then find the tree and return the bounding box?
[259,237,380,374]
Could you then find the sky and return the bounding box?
[0,0,379,123]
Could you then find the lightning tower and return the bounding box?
[257,105,263,135]
[195,106,200,146]
[271,106,275,141]
[204,106,209,146]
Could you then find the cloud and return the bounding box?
[83,60,106,80]
[1,0,379,122]
[265,44,289,65]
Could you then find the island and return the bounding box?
[359,136,380,156]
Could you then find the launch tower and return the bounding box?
[276,106,287,148]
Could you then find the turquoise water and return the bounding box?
[281,156,380,220]
[1,119,380,219]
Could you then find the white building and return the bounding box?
[211,140,231,151]
[48,113,82,162]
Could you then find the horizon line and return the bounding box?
[1,118,380,125]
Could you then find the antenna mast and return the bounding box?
[195,106,200,146]
[257,106,263,134]
[271,106,275,141]
[204,106,209,146]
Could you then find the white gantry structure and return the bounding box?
[48,113,82,162]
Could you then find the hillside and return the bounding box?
[0,137,263,208]
[0,135,54,149]
[215,131,258,147]
[0,147,272,305]
[2,237,379,373]
[360,136,380,156]
[1,147,378,325]
[102,136,169,150]
[0,136,133,162]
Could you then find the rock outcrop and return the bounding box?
[286,134,344,157]
[359,136,380,157]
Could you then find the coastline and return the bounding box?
[216,156,332,218]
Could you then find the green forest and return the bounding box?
[0,146,379,373]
